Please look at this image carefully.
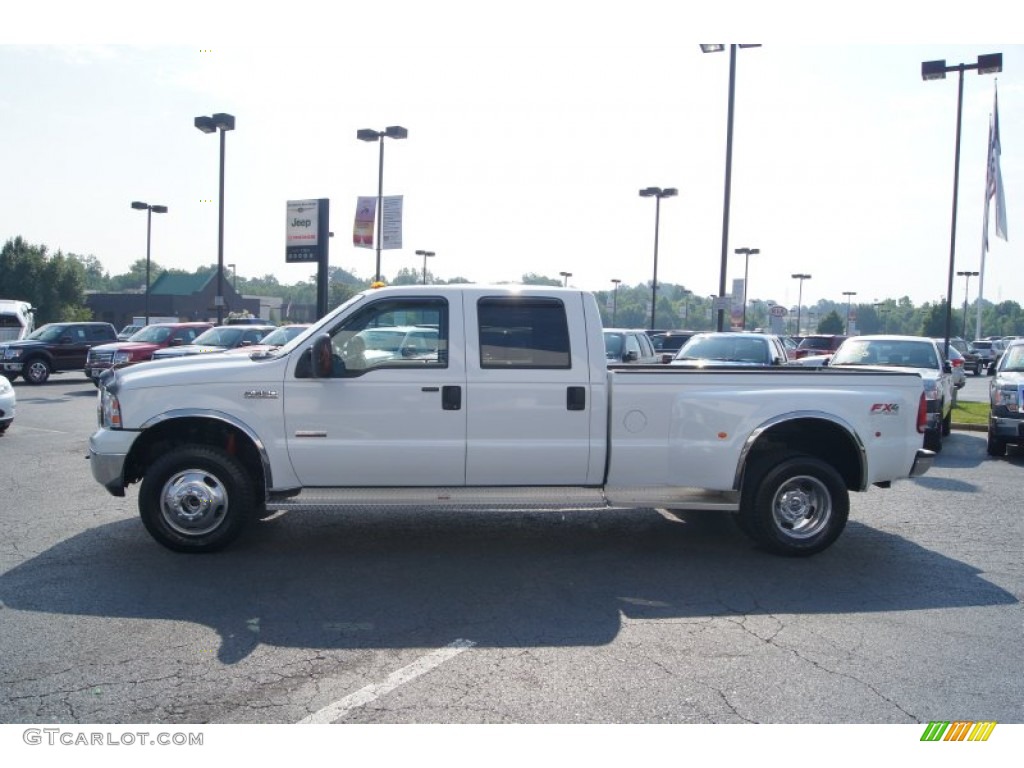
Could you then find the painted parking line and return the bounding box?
[297,639,476,724]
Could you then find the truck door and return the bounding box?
[284,294,468,487]
[464,294,598,485]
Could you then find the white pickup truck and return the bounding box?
[89,285,933,557]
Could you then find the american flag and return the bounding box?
[984,85,1008,252]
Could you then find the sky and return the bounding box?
[2,2,1022,316]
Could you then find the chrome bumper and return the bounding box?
[910,448,935,478]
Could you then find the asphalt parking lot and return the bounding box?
[0,375,1021,726]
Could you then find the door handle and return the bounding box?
[442,385,462,410]
[567,386,586,411]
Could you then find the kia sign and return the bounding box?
[286,199,324,263]
[770,305,788,317]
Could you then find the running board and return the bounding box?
[266,486,741,513]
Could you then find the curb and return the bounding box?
[952,422,987,433]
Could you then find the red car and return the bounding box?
[84,322,213,384]
[793,334,848,360]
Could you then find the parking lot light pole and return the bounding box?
[701,44,761,331]
[735,247,759,329]
[559,271,572,287]
[921,53,1002,358]
[792,273,811,335]
[957,270,979,338]
[639,186,678,330]
[842,291,857,335]
[131,201,168,326]
[357,126,408,283]
[194,112,235,325]
[415,250,435,284]
[610,279,621,325]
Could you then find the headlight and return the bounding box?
[0,376,11,394]
[98,388,123,428]
[993,387,1020,412]
[112,351,131,365]
[4,348,23,360]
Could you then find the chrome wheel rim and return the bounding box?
[26,361,47,382]
[160,468,228,536]
[771,474,831,539]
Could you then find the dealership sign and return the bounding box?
[286,199,327,263]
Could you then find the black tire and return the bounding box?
[139,445,255,553]
[22,357,50,385]
[986,430,1007,457]
[739,453,849,556]
[924,427,943,452]
[941,408,952,437]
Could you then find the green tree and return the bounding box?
[520,273,563,286]
[817,310,844,334]
[920,302,948,337]
[0,236,89,323]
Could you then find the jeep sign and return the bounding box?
[286,199,321,263]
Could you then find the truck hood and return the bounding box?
[92,341,162,355]
[109,348,289,390]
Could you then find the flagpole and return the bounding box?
[976,191,989,341]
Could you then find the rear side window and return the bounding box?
[478,297,571,369]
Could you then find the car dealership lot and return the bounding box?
[1,377,1021,724]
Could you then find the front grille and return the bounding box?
[89,351,114,365]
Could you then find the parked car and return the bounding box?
[986,339,1024,457]
[0,374,14,434]
[85,322,213,384]
[932,339,966,391]
[117,324,144,341]
[793,334,848,360]
[0,321,118,384]
[971,339,1004,376]
[828,335,954,452]
[151,324,276,360]
[946,337,979,375]
[670,332,790,368]
[647,330,698,364]
[222,324,311,355]
[604,329,659,364]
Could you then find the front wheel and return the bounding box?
[139,445,255,552]
[739,453,849,556]
[986,430,1007,457]
[23,358,50,385]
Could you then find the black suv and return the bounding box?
[0,322,118,384]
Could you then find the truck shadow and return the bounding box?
[0,506,1015,664]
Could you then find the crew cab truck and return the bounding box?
[89,285,934,557]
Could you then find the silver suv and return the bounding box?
[971,339,1005,376]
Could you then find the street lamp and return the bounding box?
[791,273,811,335]
[357,126,408,283]
[415,249,435,285]
[194,112,235,324]
[734,247,760,329]
[921,52,1002,358]
[610,279,621,326]
[701,43,761,331]
[130,201,168,326]
[956,270,979,338]
[559,271,572,287]
[842,291,857,335]
[227,263,237,292]
[639,186,678,330]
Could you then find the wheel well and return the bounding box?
[742,417,863,492]
[124,417,266,497]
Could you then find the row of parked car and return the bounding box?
[603,327,1024,456]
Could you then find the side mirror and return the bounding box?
[169,338,184,347]
[58,335,73,344]
[311,334,335,378]
[624,350,638,362]
[943,361,952,374]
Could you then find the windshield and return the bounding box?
[191,327,249,347]
[676,335,768,363]
[831,339,939,369]
[998,345,1024,372]
[128,326,173,343]
[259,326,308,346]
[27,324,69,342]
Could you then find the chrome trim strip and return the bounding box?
[139,409,274,492]
[733,410,868,491]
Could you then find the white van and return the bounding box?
[0,300,35,342]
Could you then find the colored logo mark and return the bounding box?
[921,721,997,741]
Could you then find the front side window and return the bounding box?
[478,297,570,369]
[322,298,448,378]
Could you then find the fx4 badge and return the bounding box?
[870,403,900,415]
